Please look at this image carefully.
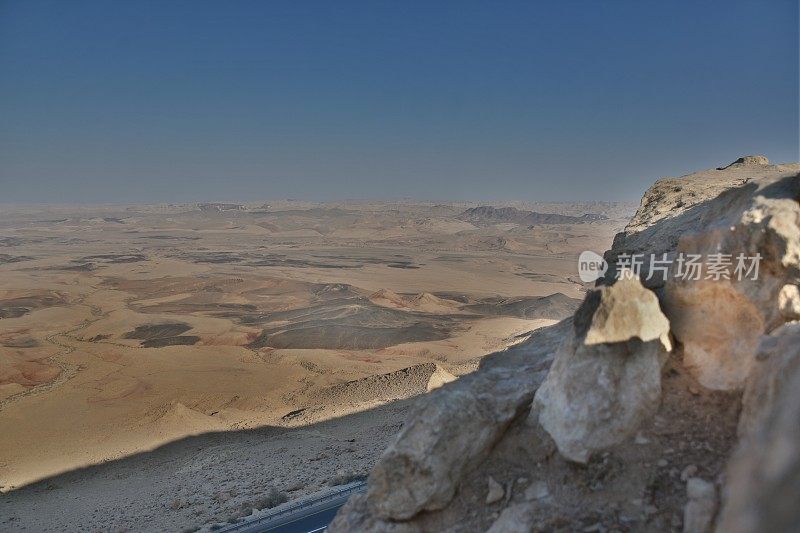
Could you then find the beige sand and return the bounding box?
[0,201,629,530]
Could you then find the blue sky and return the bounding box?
[1,0,797,203]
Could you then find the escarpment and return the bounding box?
[330,158,800,532]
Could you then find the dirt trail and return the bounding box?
[0,295,101,412]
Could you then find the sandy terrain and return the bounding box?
[0,200,631,531]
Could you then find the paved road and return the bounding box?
[218,483,365,533]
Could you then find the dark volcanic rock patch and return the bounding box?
[1,337,39,348]
[466,292,580,320]
[458,206,608,225]
[0,306,32,319]
[515,272,567,283]
[0,254,34,264]
[138,235,201,241]
[80,254,146,264]
[176,251,418,270]
[123,323,199,348]
[251,323,450,350]
[141,336,200,348]
[44,262,95,272]
[123,323,193,341]
[314,254,420,269]
[0,236,54,247]
[0,293,67,319]
[247,300,456,350]
[0,237,26,247]
[123,323,193,340]
[386,262,420,269]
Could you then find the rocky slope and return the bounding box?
[331,157,800,532]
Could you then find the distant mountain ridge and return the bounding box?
[457,206,608,225]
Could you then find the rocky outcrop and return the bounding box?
[354,321,568,522]
[331,160,800,532]
[718,155,770,169]
[363,369,529,520]
[601,160,799,390]
[328,324,570,532]
[605,159,796,279]
[532,277,670,463]
[662,173,800,389]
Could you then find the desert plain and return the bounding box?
[0,200,633,531]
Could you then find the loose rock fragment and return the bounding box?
[682,478,717,533]
[532,278,670,463]
[485,476,504,504]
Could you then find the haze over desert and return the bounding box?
[0,200,630,530]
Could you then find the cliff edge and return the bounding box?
[331,157,800,532]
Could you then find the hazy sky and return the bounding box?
[1,0,797,204]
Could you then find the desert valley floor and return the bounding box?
[0,200,633,531]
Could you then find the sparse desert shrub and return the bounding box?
[250,488,289,510]
[327,472,367,486]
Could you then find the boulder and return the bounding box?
[664,280,763,390]
[362,369,534,520]
[737,322,800,436]
[716,324,800,532]
[582,272,671,348]
[532,277,670,463]
[328,493,417,532]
